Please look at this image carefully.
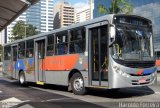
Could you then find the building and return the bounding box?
[75,6,91,23]
[39,0,54,32]
[53,1,75,29]
[75,0,94,23]
[6,0,54,43]
[93,0,160,50]
[0,30,5,45]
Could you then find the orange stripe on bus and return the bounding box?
[156,60,160,66]
[44,54,79,71]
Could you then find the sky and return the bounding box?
[65,0,89,12]
[67,0,88,5]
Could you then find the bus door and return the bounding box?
[11,45,18,79]
[88,23,109,87]
[35,39,46,82]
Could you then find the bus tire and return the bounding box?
[19,72,28,87]
[71,73,86,95]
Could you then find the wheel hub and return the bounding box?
[20,74,24,84]
[73,78,83,91]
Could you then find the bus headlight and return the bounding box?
[113,66,130,78]
[151,72,155,77]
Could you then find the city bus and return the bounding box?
[155,49,160,71]
[3,14,157,95]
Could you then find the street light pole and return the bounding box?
[24,24,29,39]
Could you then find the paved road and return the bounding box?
[0,77,106,108]
[0,73,160,108]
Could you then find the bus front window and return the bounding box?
[112,25,154,61]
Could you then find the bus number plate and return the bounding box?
[138,79,146,83]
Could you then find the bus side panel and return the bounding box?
[45,71,69,85]
[25,58,35,82]
[156,59,160,71]
[44,54,78,85]
[3,60,12,78]
[44,54,79,71]
[15,58,35,82]
[12,61,17,79]
[45,71,88,86]
[44,54,89,86]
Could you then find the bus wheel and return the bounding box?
[19,72,27,86]
[71,73,86,95]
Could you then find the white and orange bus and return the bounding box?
[3,14,157,95]
[155,49,160,71]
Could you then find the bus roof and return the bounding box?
[4,14,151,46]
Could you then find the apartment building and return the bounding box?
[53,1,75,29]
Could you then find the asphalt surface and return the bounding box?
[0,72,160,108]
[0,77,106,108]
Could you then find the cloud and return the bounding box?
[133,3,160,34]
[73,2,89,12]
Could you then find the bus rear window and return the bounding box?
[4,46,11,60]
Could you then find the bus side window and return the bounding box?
[18,41,25,59]
[47,34,54,56]
[55,31,68,55]
[69,27,85,54]
[26,40,34,58]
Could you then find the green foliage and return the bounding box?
[97,5,108,16]
[97,0,133,16]
[11,20,38,41]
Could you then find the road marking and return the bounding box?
[0,97,30,108]
[18,104,34,108]
[155,92,160,94]
[0,90,2,93]
[41,98,72,102]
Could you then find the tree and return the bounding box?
[97,0,133,16]
[11,20,38,41]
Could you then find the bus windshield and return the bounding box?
[112,25,154,61]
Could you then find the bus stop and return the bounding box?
[0,0,39,34]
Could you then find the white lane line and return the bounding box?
[18,104,34,108]
[0,90,2,93]
[0,97,22,102]
[41,98,72,102]
[0,97,30,108]
[155,92,160,94]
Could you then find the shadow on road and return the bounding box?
[4,79,155,99]
[86,86,155,99]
